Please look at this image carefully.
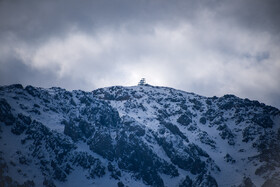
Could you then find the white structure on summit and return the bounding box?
[138,78,146,86]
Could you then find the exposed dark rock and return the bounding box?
[224,153,236,164]
[1,84,279,187]
[179,175,193,187]
[177,114,192,126]
[0,98,15,125]
[238,177,256,187]
[262,175,280,187]
[199,117,207,124]
[160,121,188,141]
[193,173,218,187]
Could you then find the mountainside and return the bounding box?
[0,84,280,187]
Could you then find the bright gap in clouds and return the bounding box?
[0,2,279,109]
[8,19,279,109]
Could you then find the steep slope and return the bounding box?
[0,84,279,187]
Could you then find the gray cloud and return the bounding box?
[0,0,280,109]
[1,0,279,39]
[215,0,280,36]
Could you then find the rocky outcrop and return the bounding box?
[0,84,279,186]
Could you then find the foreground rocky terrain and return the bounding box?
[0,84,279,187]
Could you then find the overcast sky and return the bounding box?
[0,0,280,108]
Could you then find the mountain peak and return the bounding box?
[0,84,279,186]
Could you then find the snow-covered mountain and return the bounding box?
[0,84,279,187]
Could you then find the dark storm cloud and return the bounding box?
[0,0,280,108]
[0,57,89,90]
[215,0,280,36]
[0,0,188,40]
[0,0,279,41]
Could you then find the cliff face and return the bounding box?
[0,84,280,187]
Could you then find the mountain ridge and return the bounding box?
[0,84,279,187]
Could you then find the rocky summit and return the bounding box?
[0,84,280,187]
